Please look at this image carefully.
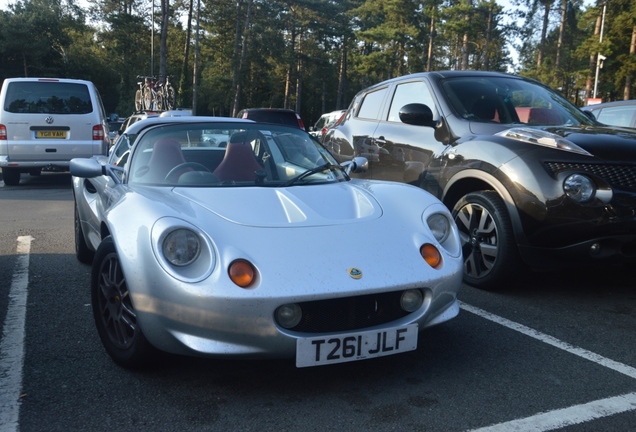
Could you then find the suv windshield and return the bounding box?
[127,123,345,187]
[440,76,594,126]
[4,81,93,114]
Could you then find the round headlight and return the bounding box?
[162,228,200,266]
[563,174,595,203]
[276,304,302,329]
[401,289,423,312]
[427,213,451,243]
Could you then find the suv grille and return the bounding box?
[288,290,412,333]
[545,162,636,191]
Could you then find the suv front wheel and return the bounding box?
[452,191,519,290]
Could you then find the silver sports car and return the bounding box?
[71,116,463,368]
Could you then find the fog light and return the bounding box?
[276,304,302,329]
[590,243,601,255]
[564,174,595,203]
[401,289,423,312]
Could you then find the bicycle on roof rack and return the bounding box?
[134,75,175,111]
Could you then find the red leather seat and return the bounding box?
[213,133,263,182]
[145,139,187,182]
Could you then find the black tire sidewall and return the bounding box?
[91,236,154,367]
[452,191,519,290]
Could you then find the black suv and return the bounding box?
[237,108,305,130]
[324,71,636,289]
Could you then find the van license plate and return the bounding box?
[296,324,418,367]
[36,130,66,139]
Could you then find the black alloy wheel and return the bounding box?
[91,236,155,367]
[452,191,519,290]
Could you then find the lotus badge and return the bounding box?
[348,267,362,279]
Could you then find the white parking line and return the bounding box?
[460,302,636,380]
[469,392,636,432]
[0,236,33,432]
[461,302,636,431]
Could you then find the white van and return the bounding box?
[0,77,110,185]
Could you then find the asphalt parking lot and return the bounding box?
[1,173,635,431]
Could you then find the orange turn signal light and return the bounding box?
[228,259,256,288]
[420,243,442,268]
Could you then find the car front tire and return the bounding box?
[91,236,156,368]
[452,191,519,290]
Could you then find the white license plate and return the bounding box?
[296,324,418,368]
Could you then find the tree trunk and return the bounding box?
[585,13,602,98]
[336,36,347,109]
[232,0,252,116]
[284,25,296,109]
[159,0,169,82]
[624,25,636,100]
[537,1,552,68]
[484,3,493,70]
[461,0,472,70]
[426,7,435,72]
[178,0,194,108]
[556,0,567,71]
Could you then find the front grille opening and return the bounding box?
[545,162,636,191]
[288,290,414,333]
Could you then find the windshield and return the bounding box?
[441,76,595,126]
[127,122,346,187]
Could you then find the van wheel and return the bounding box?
[452,191,520,290]
[2,168,20,186]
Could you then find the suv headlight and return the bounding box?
[497,128,591,156]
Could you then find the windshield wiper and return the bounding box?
[282,163,338,187]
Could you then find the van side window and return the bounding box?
[4,82,93,114]
[357,88,387,120]
[387,81,438,122]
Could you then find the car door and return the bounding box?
[370,78,448,194]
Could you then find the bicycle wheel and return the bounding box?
[154,91,163,111]
[166,86,175,110]
[143,87,152,110]
[134,89,143,111]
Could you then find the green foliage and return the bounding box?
[0,0,634,120]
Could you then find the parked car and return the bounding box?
[107,120,123,145]
[581,100,636,129]
[323,70,636,290]
[309,110,346,138]
[119,110,161,133]
[70,116,463,368]
[237,108,305,130]
[0,77,110,186]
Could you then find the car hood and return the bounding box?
[173,183,383,227]
[545,126,636,162]
[496,125,636,163]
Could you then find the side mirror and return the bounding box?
[582,110,597,121]
[341,156,368,175]
[399,103,438,128]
